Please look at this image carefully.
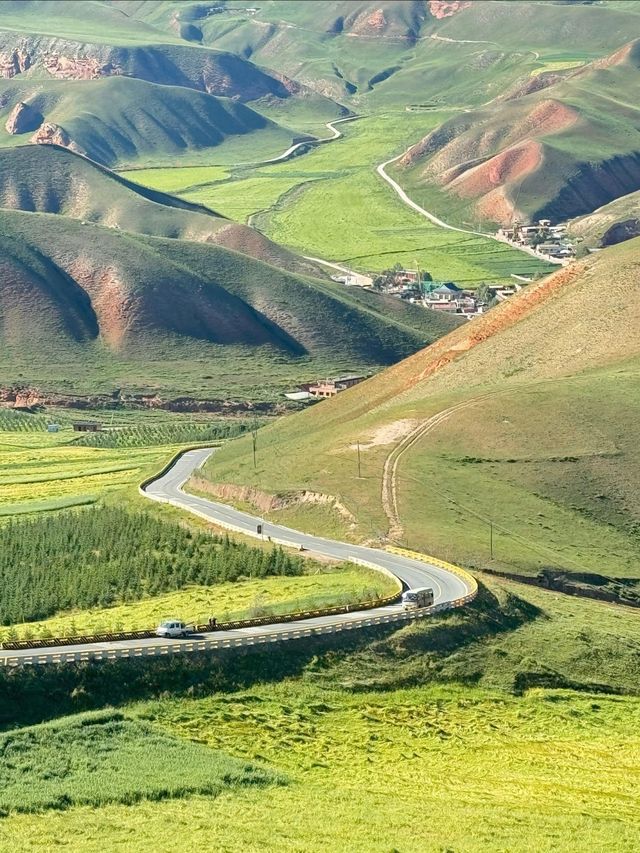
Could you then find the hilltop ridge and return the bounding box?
[395,38,640,226]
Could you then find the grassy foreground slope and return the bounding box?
[203,238,640,577]
[0,207,462,397]
[2,578,640,850]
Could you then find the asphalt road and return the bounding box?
[2,449,473,665]
[146,449,470,600]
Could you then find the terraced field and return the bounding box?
[0,411,248,515]
[0,429,165,516]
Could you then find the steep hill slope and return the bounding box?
[0,208,462,397]
[393,39,640,226]
[203,239,640,579]
[0,76,294,167]
[568,189,640,247]
[0,144,324,277]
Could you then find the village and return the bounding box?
[495,218,576,261]
[288,218,578,404]
[329,218,578,318]
[330,264,526,319]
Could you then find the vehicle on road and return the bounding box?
[155,619,191,638]
[401,587,434,610]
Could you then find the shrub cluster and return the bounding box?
[0,507,302,625]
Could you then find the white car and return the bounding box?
[155,619,191,639]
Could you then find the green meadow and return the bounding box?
[0,709,280,815]
[130,112,555,286]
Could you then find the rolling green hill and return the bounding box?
[202,238,640,582]
[133,0,640,109]
[0,207,462,397]
[0,144,327,277]
[0,2,345,160]
[0,76,295,167]
[392,39,640,227]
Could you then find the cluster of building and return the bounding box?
[497,219,575,261]
[285,374,366,402]
[371,269,524,318]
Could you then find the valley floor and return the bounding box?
[130,112,556,287]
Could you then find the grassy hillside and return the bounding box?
[130,0,640,110]
[0,0,183,44]
[0,77,295,167]
[0,207,462,397]
[0,144,326,277]
[393,39,640,227]
[0,3,345,162]
[568,189,640,247]
[202,238,640,580]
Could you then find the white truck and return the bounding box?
[155,619,192,638]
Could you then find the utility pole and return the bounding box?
[357,440,362,478]
[490,521,494,560]
[251,418,258,470]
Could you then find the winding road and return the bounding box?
[259,115,360,165]
[2,449,475,667]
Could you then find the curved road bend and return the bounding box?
[145,449,469,599]
[259,115,360,165]
[2,449,472,666]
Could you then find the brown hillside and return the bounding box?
[398,42,640,226]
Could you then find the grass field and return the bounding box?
[3,579,640,850]
[0,709,280,815]
[0,408,255,516]
[133,112,555,285]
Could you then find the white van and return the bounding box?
[401,588,434,610]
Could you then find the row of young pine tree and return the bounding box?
[0,507,303,625]
[73,420,258,449]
